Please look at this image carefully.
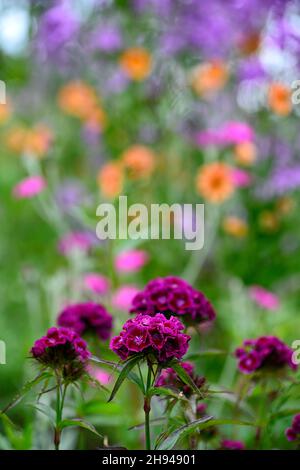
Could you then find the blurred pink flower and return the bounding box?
[88,366,112,386]
[249,286,279,311]
[84,273,110,295]
[232,168,252,187]
[114,249,149,273]
[13,176,46,199]
[195,121,254,148]
[58,231,97,255]
[220,121,254,144]
[112,285,140,311]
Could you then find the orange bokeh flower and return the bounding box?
[97,162,124,199]
[268,82,292,116]
[5,124,52,157]
[234,141,257,166]
[120,47,152,81]
[0,101,12,123]
[196,162,234,203]
[58,81,105,129]
[121,145,155,179]
[191,60,228,96]
[223,216,248,238]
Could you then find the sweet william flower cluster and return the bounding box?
[31,327,91,381]
[57,301,113,341]
[130,276,216,324]
[110,313,190,363]
[235,336,296,374]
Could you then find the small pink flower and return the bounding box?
[84,273,110,295]
[195,121,254,148]
[88,366,112,386]
[13,176,46,199]
[112,285,140,311]
[250,286,279,310]
[231,168,252,187]
[114,249,149,273]
[58,231,96,255]
[220,121,254,144]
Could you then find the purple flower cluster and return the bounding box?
[31,327,91,368]
[156,361,205,397]
[235,336,296,374]
[286,414,300,441]
[57,302,113,341]
[130,276,216,324]
[110,313,190,363]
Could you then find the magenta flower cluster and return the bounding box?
[156,361,205,397]
[235,336,296,374]
[286,414,300,442]
[110,313,190,363]
[57,302,113,340]
[130,276,216,324]
[31,327,91,365]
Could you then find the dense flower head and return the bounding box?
[235,336,296,374]
[130,276,216,324]
[57,302,113,341]
[110,313,190,363]
[156,361,205,397]
[31,327,90,380]
[285,414,300,442]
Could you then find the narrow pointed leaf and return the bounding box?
[108,355,142,402]
[58,418,102,437]
[156,416,213,450]
[170,360,202,396]
[91,355,144,392]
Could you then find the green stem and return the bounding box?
[144,365,152,451]
[54,377,68,451]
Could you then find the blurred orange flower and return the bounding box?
[191,60,228,96]
[196,162,234,203]
[6,124,52,157]
[120,47,152,81]
[268,82,292,116]
[58,81,105,128]
[121,145,155,179]
[97,162,124,198]
[0,101,12,123]
[223,216,248,238]
[234,141,257,166]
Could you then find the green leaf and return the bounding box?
[1,371,51,414]
[169,360,202,396]
[156,416,213,450]
[108,355,143,402]
[58,418,102,438]
[156,417,254,450]
[91,355,144,392]
[147,386,188,401]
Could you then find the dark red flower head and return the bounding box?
[286,414,300,442]
[57,302,113,340]
[110,313,190,363]
[31,327,91,380]
[130,276,216,324]
[156,361,205,397]
[235,336,297,374]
